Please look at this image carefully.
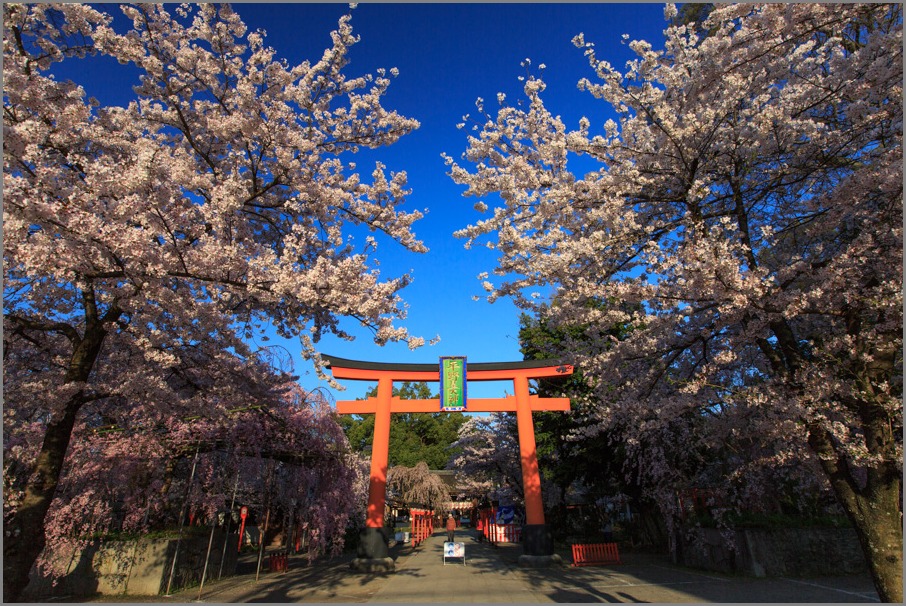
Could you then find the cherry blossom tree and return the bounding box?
[520,303,840,549]
[449,414,526,506]
[387,461,450,512]
[446,4,901,601]
[14,380,364,583]
[3,3,424,600]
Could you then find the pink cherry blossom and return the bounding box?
[4,3,422,600]
[447,4,901,601]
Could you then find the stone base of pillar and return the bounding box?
[349,557,395,573]
[357,527,390,559]
[518,553,564,568]
[521,523,554,556]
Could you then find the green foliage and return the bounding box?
[337,411,375,454]
[337,382,467,469]
[519,307,633,499]
[519,305,673,546]
[670,3,714,28]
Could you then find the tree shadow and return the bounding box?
[22,542,101,600]
[547,586,625,603]
[519,550,878,603]
[23,532,239,601]
[213,538,435,603]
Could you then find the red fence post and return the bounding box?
[490,508,497,545]
[571,542,622,566]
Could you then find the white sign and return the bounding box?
[444,541,465,557]
[443,541,465,566]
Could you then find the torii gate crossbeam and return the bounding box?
[324,355,573,570]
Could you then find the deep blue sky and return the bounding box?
[240,3,671,403]
[70,2,671,402]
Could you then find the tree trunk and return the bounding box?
[808,424,903,603]
[636,500,668,550]
[851,484,903,604]
[3,319,109,602]
[771,310,901,602]
[3,394,84,602]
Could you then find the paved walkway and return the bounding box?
[83,528,880,603]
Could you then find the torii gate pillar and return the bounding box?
[324,355,573,570]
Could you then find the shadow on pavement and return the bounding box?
[185,539,420,603]
[77,530,880,603]
[514,549,879,603]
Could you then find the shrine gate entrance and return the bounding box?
[323,355,573,570]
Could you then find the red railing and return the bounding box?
[477,507,521,545]
[571,543,622,566]
[267,550,289,572]
[487,523,521,543]
[410,508,434,547]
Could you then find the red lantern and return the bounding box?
[238,506,249,552]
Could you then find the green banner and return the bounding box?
[440,356,467,411]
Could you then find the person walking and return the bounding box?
[446,514,456,542]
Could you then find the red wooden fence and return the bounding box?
[409,508,434,547]
[487,523,521,543]
[571,543,622,566]
[477,507,521,545]
[267,550,289,572]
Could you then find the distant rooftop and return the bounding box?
[433,469,478,498]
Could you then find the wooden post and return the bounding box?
[255,506,271,581]
[513,375,545,526]
[218,470,240,580]
[255,462,275,582]
[164,447,199,597]
[366,377,393,528]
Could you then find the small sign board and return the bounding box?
[440,356,467,411]
[443,541,465,565]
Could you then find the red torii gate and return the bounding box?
[323,355,573,570]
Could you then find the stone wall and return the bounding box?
[24,531,238,599]
[677,527,866,577]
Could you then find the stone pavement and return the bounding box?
[82,528,880,603]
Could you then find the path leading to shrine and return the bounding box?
[79,528,879,603]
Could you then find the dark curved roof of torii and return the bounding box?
[321,354,572,373]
